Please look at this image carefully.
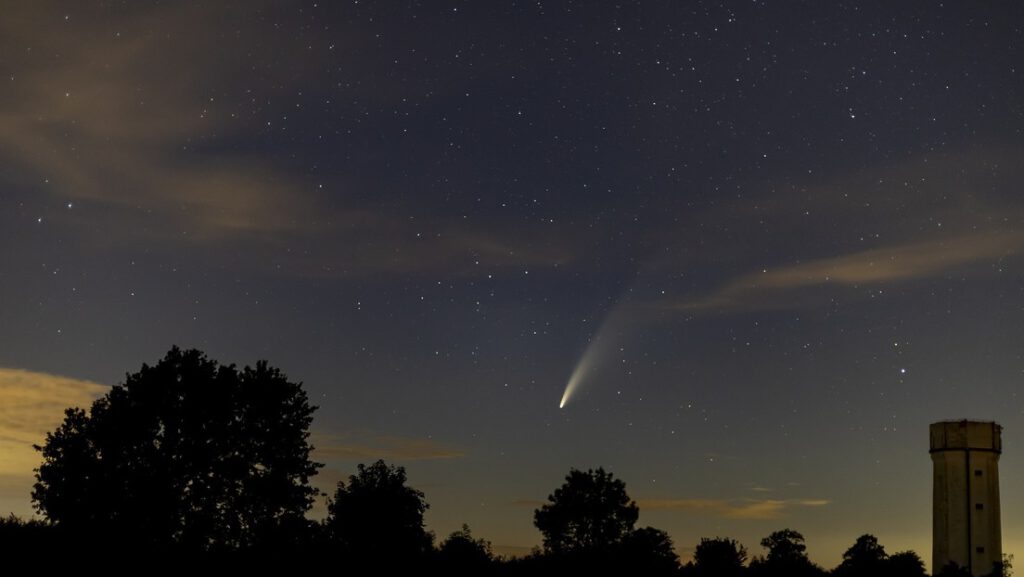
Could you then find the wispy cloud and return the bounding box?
[674,232,1022,313]
[0,368,108,513]
[312,432,465,462]
[0,368,108,473]
[0,6,312,240]
[278,222,579,279]
[0,5,582,278]
[638,498,829,520]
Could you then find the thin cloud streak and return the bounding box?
[307,433,465,519]
[675,232,1022,313]
[312,432,466,462]
[638,498,829,520]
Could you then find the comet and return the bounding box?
[558,300,634,409]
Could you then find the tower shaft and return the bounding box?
[931,421,1002,576]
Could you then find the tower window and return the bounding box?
[975,469,983,477]
[976,503,984,510]
[977,547,986,554]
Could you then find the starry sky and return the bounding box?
[1,1,1023,569]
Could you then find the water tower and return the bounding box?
[931,420,1002,576]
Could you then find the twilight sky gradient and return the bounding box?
[2,1,1023,568]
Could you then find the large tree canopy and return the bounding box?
[532,468,678,574]
[32,346,321,551]
[533,467,639,554]
[326,460,432,564]
[692,536,748,577]
[835,534,888,577]
[749,529,826,577]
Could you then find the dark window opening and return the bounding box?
[975,469,983,477]
[976,503,984,510]
[977,547,986,554]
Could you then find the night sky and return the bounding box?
[2,1,1023,568]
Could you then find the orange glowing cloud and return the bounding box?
[0,368,108,515]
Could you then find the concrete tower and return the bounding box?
[931,420,1002,576]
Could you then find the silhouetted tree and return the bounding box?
[501,548,552,576]
[986,554,1014,577]
[935,562,972,577]
[437,524,496,575]
[533,467,639,554]
[761,529,809,564]
[326,460,432,567]
[933,557,1012,577]
[749,529,825,577]
[32,347,321,554]
[619,526,680,575]
[886,550,926,577]
[834,534,887,576]
[692,536,748,577]
[0,515,58,560]
[530,468,681,574]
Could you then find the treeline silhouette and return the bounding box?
[0,348,1012,575]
